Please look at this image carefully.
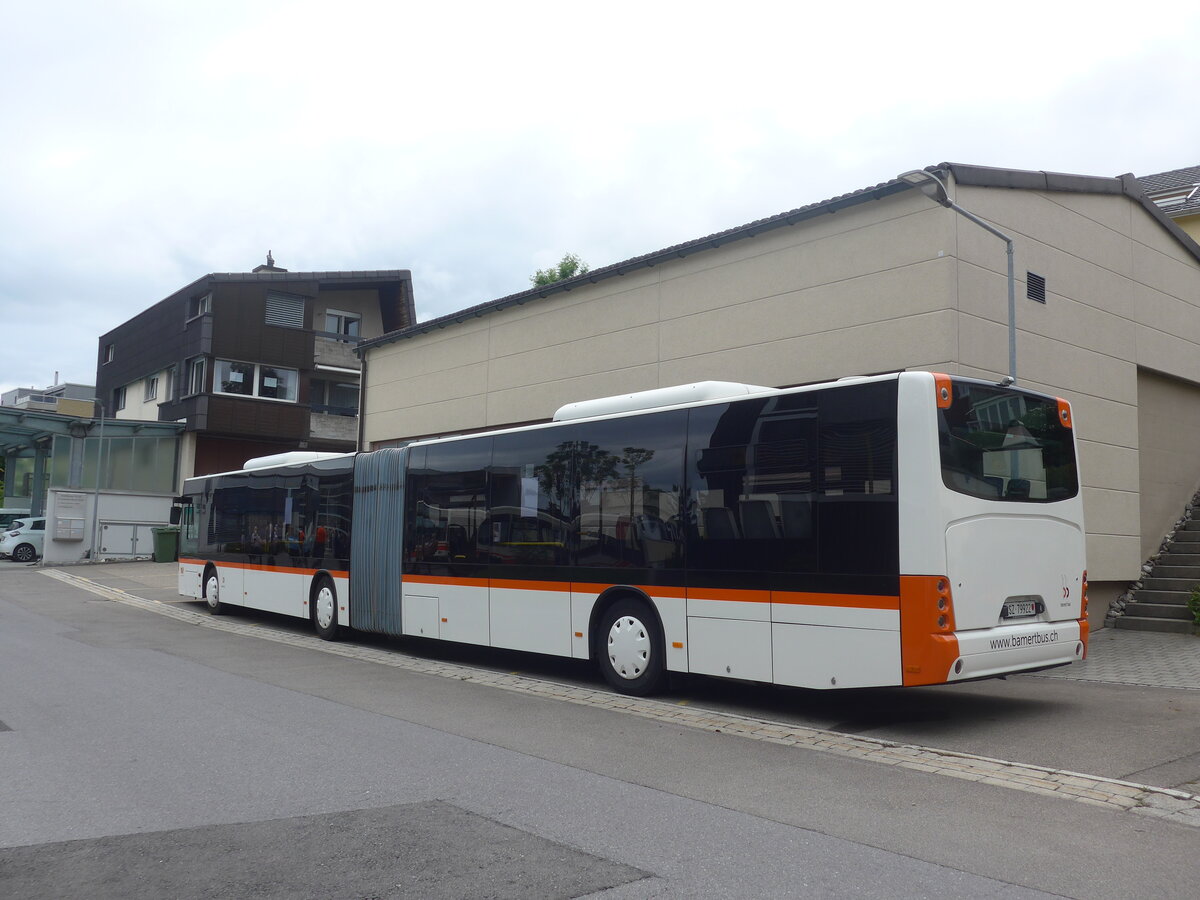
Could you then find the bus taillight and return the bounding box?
[933,373,953,409]
[1081,570,1088,617]
[1057,398,1073,429]
[935,577,955,631]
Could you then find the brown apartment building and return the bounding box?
[96,257,415,480]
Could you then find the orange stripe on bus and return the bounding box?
[687,587,771,604]
[490,578,573,593]
[771,591,899,610]
[571,582,687,599]
[405,574,490,589]
[180,558,348,579]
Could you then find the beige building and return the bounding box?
[359,162,1200,620]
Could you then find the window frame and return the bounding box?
[324,309,362,338]
[213,359,299,404]
[186,357,207,397]
[187,292,212,321]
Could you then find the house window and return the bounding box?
[312,379,360,415]
[188,293,212,319]
[258,366,298,401]
[265,293,305,328]
[215,359,255,396]
[144,376,159,401]
[214,360,298,403]
[164,366,176,400]
[114,386,127,411]
[103,344,114,364]
[325,309,361,338]
[187,357,207,396]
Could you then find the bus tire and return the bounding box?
[203,567,222,615]
[313,575,340,641]
[597,597,665,696]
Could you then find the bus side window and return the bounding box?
[687,399,818,574]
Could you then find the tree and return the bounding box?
[531,252,589,287]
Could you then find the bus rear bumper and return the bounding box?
[947,621,1086,682]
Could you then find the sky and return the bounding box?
[3,0,1198,398]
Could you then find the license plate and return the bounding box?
[1003,599,1038,618]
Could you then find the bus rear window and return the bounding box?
[938,382,1078,502]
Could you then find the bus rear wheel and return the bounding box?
[598,598,665,696]
[313,575,340,641]
[204,568,222,615]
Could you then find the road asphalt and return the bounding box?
[29,558,1200,815]
[4,557,1199,899]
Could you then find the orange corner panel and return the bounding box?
[933,373,954,409]
[1056,398,1073,429]
[899,575,960,686]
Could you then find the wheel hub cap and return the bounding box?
[607,615,650,679]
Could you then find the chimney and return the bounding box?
[252,250,288,273]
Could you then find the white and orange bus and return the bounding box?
[178,372,1088,695]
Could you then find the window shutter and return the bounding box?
[265,293,305,328]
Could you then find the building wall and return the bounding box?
[1172,212,1200,244]
[364,191,959,441]
[941,182,1200,585]
[1135,370,1200,559]
[362,180,1200,590]
[112,367,174,422]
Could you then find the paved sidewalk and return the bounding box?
[1032,626,1200,691]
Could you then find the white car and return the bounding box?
[0,518,45,563]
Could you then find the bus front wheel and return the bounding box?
[313,575,340,641]
[598,597,665,696]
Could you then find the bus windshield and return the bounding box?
[938,382,1078,503]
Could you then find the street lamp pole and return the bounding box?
[898,169,1017,383]
[85,397,105,561]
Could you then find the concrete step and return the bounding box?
[1179,520,1200,532]
[1157,553,1200,566]
[1149,565,1200,580]
[1140,577,1200,592]
[1123,602,1194,620]
[1131,590,1192,605]
[1114,615,1195,634]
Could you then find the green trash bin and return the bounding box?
[152,526,179,563]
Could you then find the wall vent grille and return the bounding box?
[1027,272,1046,304]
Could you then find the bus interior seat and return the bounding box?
[779,493,814,539]
[739,500,780,539]
[703,507,740,540]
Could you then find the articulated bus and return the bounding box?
[178,372,1088,695]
